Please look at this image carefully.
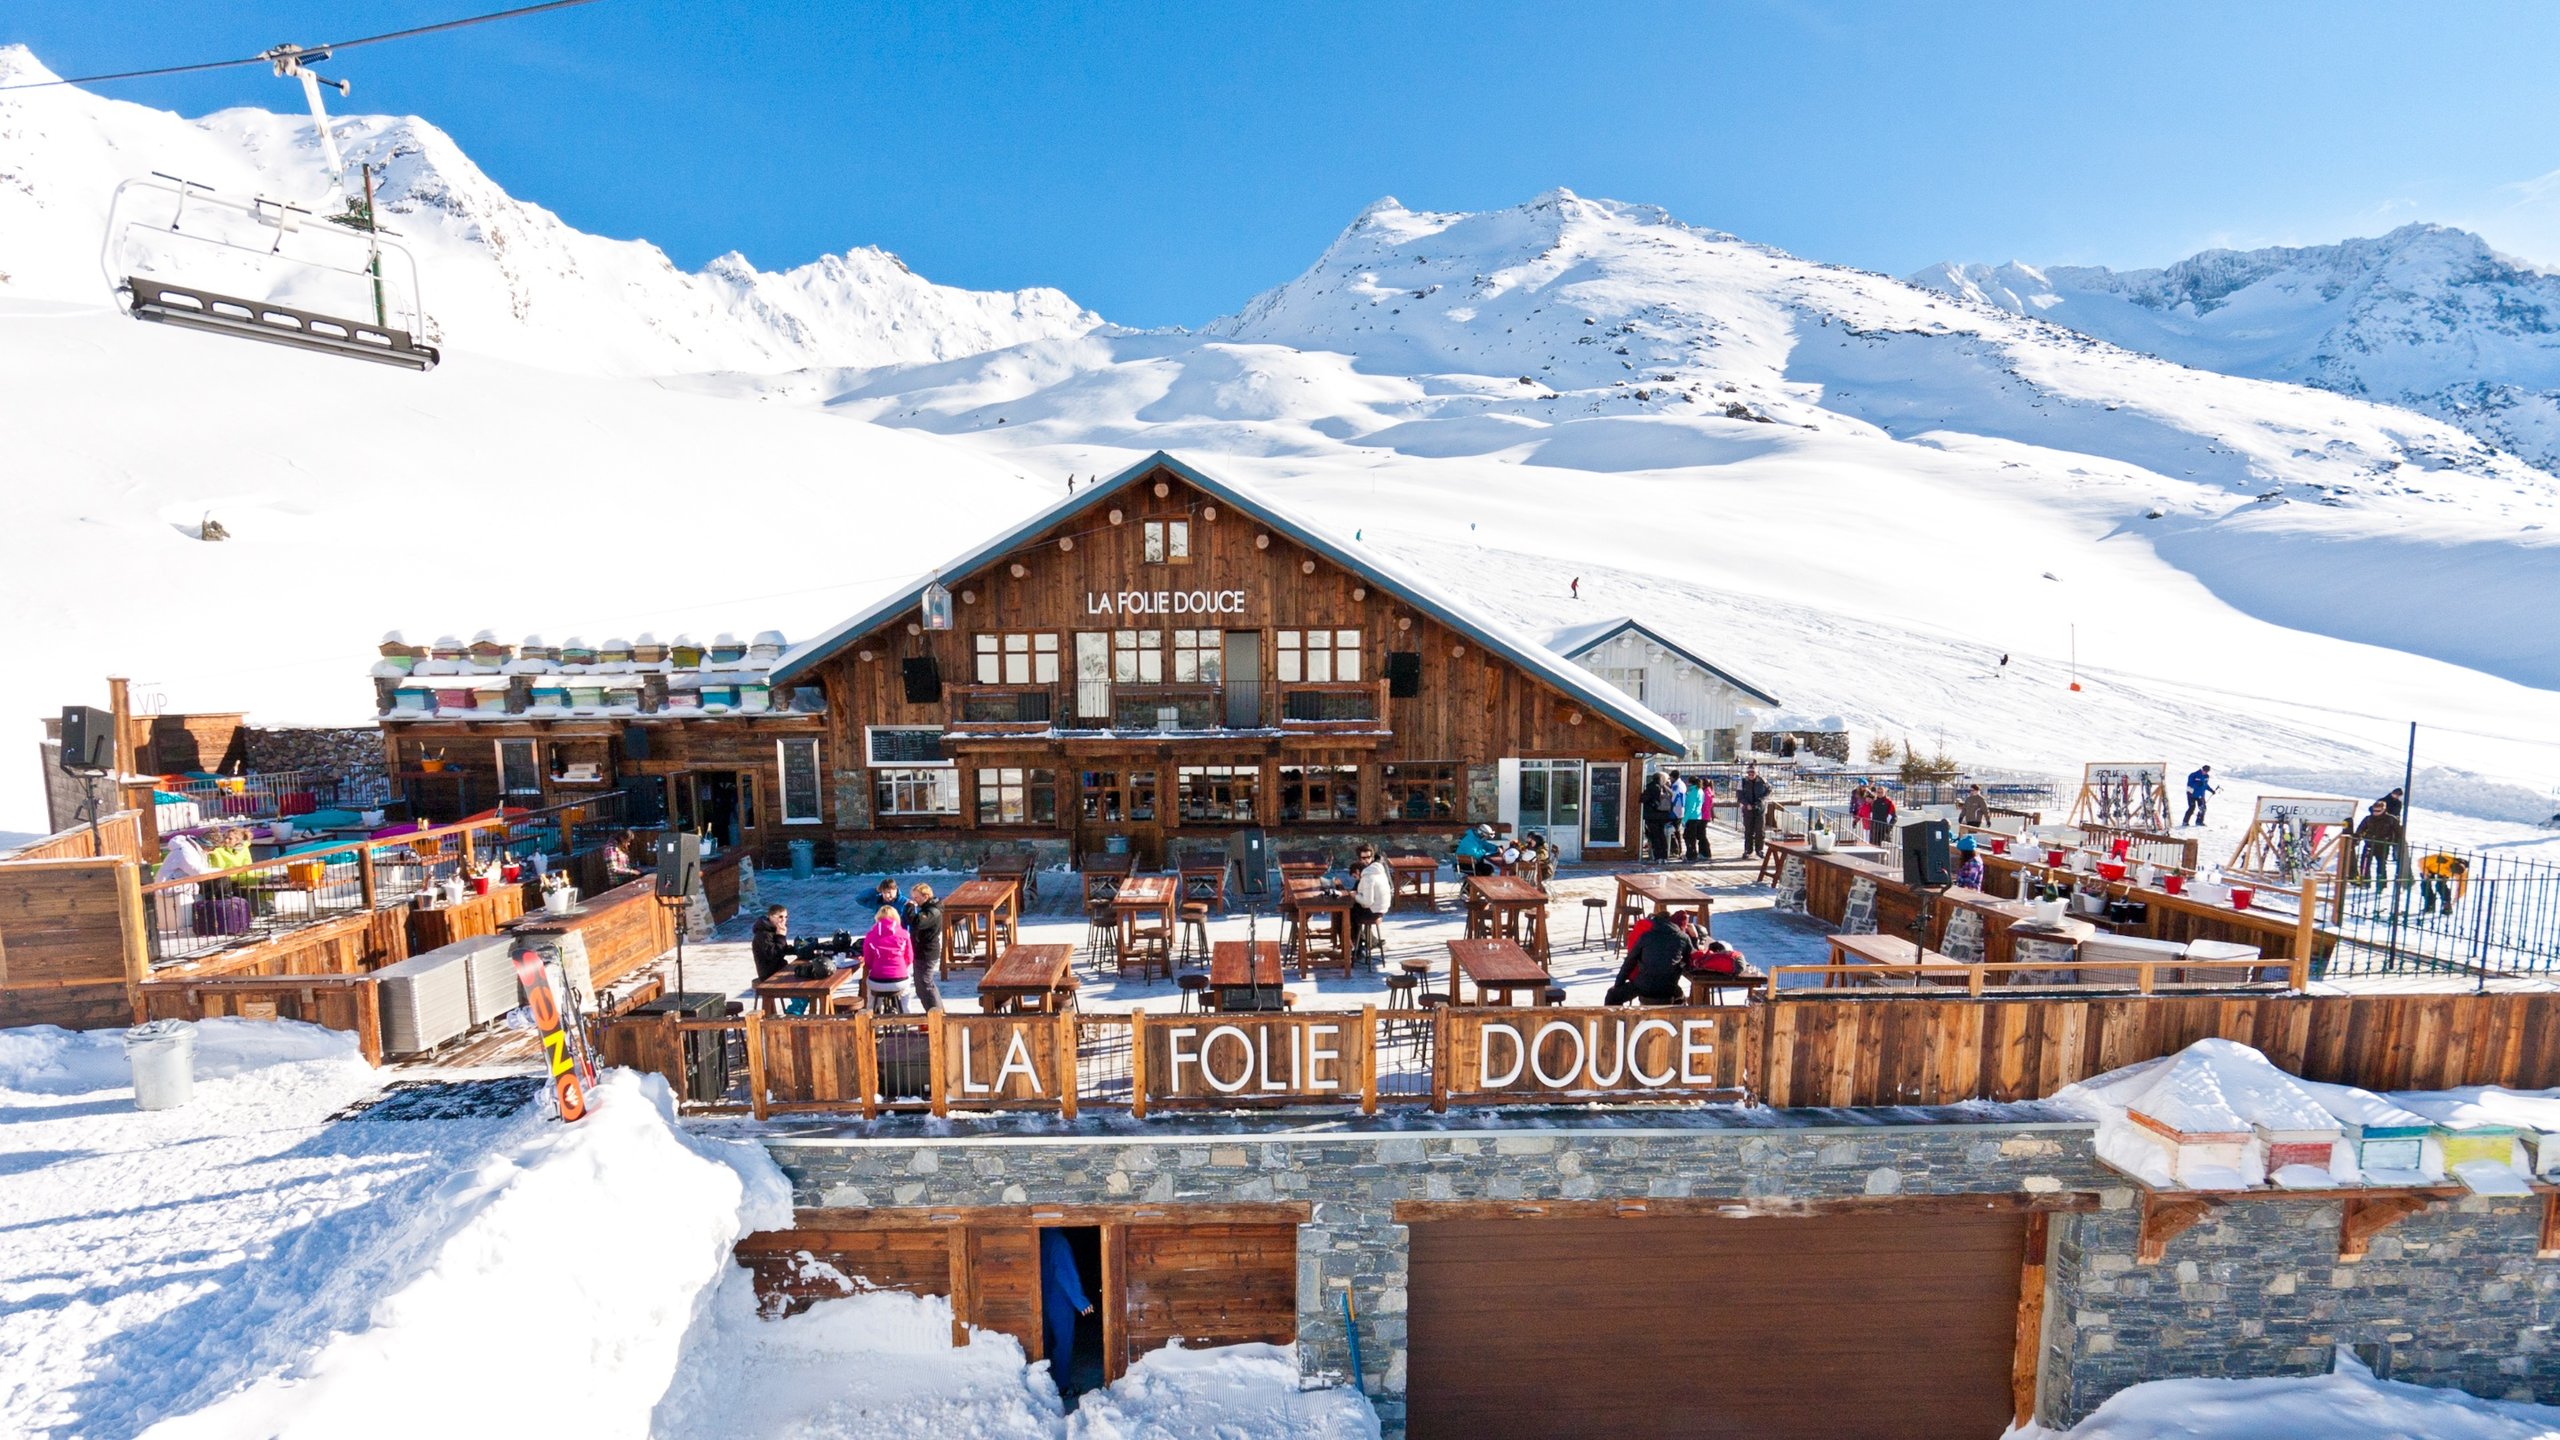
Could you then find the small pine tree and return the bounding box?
[1865,733,1898,765]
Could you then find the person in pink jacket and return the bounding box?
[859,906,916,1009]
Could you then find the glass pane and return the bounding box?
[1006,634,1028,654]
[1553,765,1583,828]
[1306,649,1332,683]
[977,649,1000,684]
[1035,634,1058,654]
[1276,649,1300,683]
[1338,646,1360,683]
[1144,523,1165,563]
[1004,652,1030,685]
[1168,522,1189,559]
[1173,649,1198,683]
[1278,630,1300,648]
[1076,633,1109,679]
[1035,652,1059,684]
[1521,766,1549,824]
[1196,647,1221,684]
[1337,629,1360,649]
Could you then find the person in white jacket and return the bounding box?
[1352,845,1393,962]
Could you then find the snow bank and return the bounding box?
[138,1070,788,1440]
[1069,1343,1378,1440]
[2018,1348,2560,1439]
[0,1018,359,1095]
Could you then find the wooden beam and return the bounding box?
[1391,1192,2099,1225]
[2339,1192,2439,1262]
[2137,1193,2221,1264]
[788,1202,1314,1232]
[2013,1211,2050,1430]
[2542,1192,2560,1261]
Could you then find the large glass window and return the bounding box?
[1382,762,1459,823]
[1074,632,1111,721]
[1112,629,1164,684]
[1143,519,1190,563]
[873,768,959,817]
[1079,769,1158,823]
[1279,765,1360,823]
[1177,765,1259,822]
[973,632,1060,686]
[778,737,822,823]
[1171,628,1223,684]
[975,767,1057,826]
[1595,666,1647,703]
[1275,629,1362,683]
[496,739,540,796]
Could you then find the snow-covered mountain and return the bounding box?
[1912,225,2560,473]
[0,45,1101,376]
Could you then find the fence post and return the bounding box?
[1429,1003,1449,1113]
[746,1011,768,1121]
[2292,876,2318,991]
[855,1013,879,1119]
[461,825,476,872]
[359,845,379,911]
[1358,1004,1379,1116]
[2331,840,2352,927]
[928,1008,949,1118]
[1129,1009,1149,1119]
[1056,1009,1079,1121]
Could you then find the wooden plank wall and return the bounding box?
[0,857,145,1029]
[2,811,149,865]
[407,885,526,952]
[151,907,410,982]
[138,975,385,1064]
[515,879,676,991]
[731,1227,953,1316]
[1759,992,2560,1108]
[1119,1222,1298,1356]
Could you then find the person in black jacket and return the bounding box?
[1736,764,1773,857]
[902,884,946,1011]
[751,904,793,981]
[1639,772,1675,863]
[1607,910,1696,1005]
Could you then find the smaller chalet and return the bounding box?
[372,453,1683,868]
[1543,616,1779,763]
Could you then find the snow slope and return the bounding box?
[0,46,1102,377]
[1914,225,2560,476]
[2018,1348,2560,1439]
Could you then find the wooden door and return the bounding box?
[1104,1221,1298,1380]
[1223,631,1262,729]
[949,1225,1044,1357]
[1406,1209,2030,1439]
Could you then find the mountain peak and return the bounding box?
[0,43,61,87]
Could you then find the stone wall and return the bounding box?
[763,1110,2101,1434]
[2046,1194,2560,1419]
[243,725,392,804]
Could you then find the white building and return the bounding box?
[1544,617,1780,763]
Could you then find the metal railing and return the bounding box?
[153,769,354,823]
[140,816,513,965]
[2325,842,2560,980]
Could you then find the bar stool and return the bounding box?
[1541,984,1567,1006]
[865,977,915,1014]
[1580,896,1608,949]
[1178,903,1212,965]
[1419,992,1453,1010]
[1384,973,1419,1010]
[1176,972,1209,1013]
[1082,896,1118,969]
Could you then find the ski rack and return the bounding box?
[101,174,440,372]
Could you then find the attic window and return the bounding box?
[1143,520,1190,564]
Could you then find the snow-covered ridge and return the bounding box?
[0,45,1102,375]
[1914,224,2560,473]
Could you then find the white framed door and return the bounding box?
[1512,759,1585,862]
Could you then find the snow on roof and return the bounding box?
[1756,710,1850,733]
[2062,1039,2339,1135]
[2392,1088,2558,1133]
[773,451,1686,753]
[2297,1080,2436,1133]
[1539,615,1782,707]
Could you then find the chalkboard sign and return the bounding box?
[865,726,947,766]
[1586,764,1625,847]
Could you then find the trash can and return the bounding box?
[124,1020,198,1111]
[788,838,815,880]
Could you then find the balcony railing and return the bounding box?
[1109,684,1222,733]
[1279,681,1385,728]
[950,686,1057,732]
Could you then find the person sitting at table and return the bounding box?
[1954,834,1985,890]
[1352,846,1392,961]
[858,905,917,1011]
[752,904,794,982]
[1608,908,1697,1006]
[1455,823,1500,877]
[867,875,903,915]
[902,883,947,1011]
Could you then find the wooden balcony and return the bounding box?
[1107,684,1223,733]
[1278,680,1388,731]
[948,685,1058,734]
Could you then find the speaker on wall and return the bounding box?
[902,657,942,704]
[654,832,701,899]
[1901,818,1953,888]
[1386,651,1422,698]
[621,723,651,761]
[58,705,114,773]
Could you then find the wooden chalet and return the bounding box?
[375,452,1682,868]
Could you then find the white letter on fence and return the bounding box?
[957,1029,986,1094]
[997,1027,1042,1096]
[1168,1026,1201,1093]
[1480,1022,1525,1089]
[1627,1019,1677,1087]
[1529,1020,1587,1089]
[1583,1017,1626,1088]
[1203,1025,1254,1094]
[1680,1020,1716,1086]
[1308,1024,1341,1091]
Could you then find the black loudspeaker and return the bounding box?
[1901,819,1954,887]
[655,832,701,899]
[1386,651,1422,698]
[58,705,114,773]
[621,723,650,761]
[1226,827,1272,897]
[901,656,942,704]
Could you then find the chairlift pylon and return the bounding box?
[98,43,441,371]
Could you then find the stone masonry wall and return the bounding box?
[765,1114,2103,1434]
[2047,1194,2560,1421]
[243,725,393,804]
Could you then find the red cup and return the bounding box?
[2228,887,2255,910]
[1989,838,2008,855]
[2161,874,2187,895]
[2097,862,2127,883]
[470,875,492,895]
[2110,837,2132,859]
[2046,849,2068,868]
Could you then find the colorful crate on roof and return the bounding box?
[433,687,477,711]
[2252,1121,2340,1175]
[739,682,772,713]
[2432,1120,2525,1171]
[529,683,570,710]
[2126,1109,2253,1188]
[392,685,434,713]
[566,683,607,709]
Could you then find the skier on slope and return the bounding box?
[2182,765,2217,827]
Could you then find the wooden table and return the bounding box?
[940,879,1020,979]
[1448,937,1551,1006]
[1826,932,1958,987]
[1386,853,1440,910]
[1463,874,1550,966]
[753,965,859,1015]
[1210,939,1286,1011]
[1283,879,1356,979]
[1685,964,1769,1006]
[1176,850,1230,914]
[1613,873,1715,943]
[977,942,1078,1013]
[1112,874,1179,979]
[975,851,1038,907]
[1278,849,1332,887]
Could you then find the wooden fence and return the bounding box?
[0,857,148,1029]
[0,811,150,865]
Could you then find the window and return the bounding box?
[975,767,1057,826]
[1080,769,1158,823]
[1584,763,1625,847]
[1143,519,1190,563]
[1275,629,1362,683]
[1111,629,1164,683]
[864,726,949,767]
[496,739,540,796]
[973,632,1060,686]
[1178,765,1259,822]
[778,738,823,824]
[1171,628,1223,684]
[874,768,960,817]
[1382,762,1459,822]
[1074,632,1112,721]
[1279,765,1360,823]
[1595,666,1647,704]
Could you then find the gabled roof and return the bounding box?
[1541,616,1782,708]
[771,451,1685,753]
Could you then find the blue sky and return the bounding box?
[12,1,2560,326]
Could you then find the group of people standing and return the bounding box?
[1638,765,1777,863]
[750,877,948,1013]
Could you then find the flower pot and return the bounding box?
[2228,887,2256,911]
[2160,874,2186,895]
[2097,861,2128,883]
[2045,848,2068,868]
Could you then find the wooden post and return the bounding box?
[114,859,151,1022]
[2012,1211,2050,1428]
[855,1013,880,1119]
[1128,1009,1149,1119]
[928,1008,949,1118]
[358,844,379,911]
[1429,1002,1450,1113]
[746,1011,768,1121]
[2292,874,2319,991]
[2332,838,2353,927]
[1358,1004,1379,1116]
[1056,1009,1079,1121]
[460,825,476,872]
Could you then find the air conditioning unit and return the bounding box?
[374,945,476,1056]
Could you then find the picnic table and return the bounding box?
[1283,878,1356,979]
[1385,853,1440,910]
[939,879,1020,979]
[1176,849,1230,914]
[1112,873,1179,979]
[1210,939,1286,1011]
[1277,849,1332,887]
[1612,872,1714,943]
[1684,963,1768,1007]
[1463,874,1550,966]
[977,943,1078,1014]
[1447,937,1552,1007]
[975,851,1039,907]
[752,964,860,1016]
[1825,932,1957,987]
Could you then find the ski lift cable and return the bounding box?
[0,0,609,92]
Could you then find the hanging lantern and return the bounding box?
[921,576,955,631]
